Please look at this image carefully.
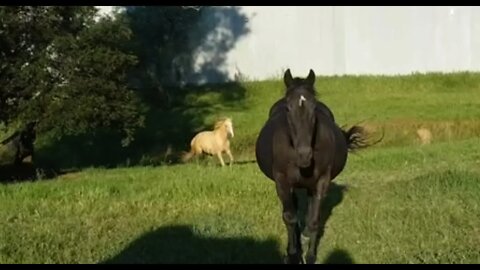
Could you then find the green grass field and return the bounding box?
[1,72,480,263]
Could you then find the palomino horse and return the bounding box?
[182,118,235,166]
[255,69,369,264]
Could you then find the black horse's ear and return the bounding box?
[306,69,315,85]
[284,69,293,88]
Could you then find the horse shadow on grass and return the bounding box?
[101,225,283,264]
[323,248,355,264]
[0,162,76,184]
[101,183,351,264]
[231,160,257,165]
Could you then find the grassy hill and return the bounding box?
[1,72,479,263]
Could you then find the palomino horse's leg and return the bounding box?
[226,149,234,166]
[216,152,226,167]
[275,178,304,264]
[303,168,331,264]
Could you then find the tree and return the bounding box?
[119,6,203,106]
[119,6,250,108]
[0,6,144,147]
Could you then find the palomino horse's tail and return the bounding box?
[181,149,195,163]
[341,125,384,152]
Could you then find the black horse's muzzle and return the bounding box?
[296,146,313,168]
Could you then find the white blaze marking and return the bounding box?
[299,95,306,107]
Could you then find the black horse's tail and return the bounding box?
[341,125,383,152]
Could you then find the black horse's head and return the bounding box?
[283,69,317,168]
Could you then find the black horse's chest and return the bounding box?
[284,161,321,188]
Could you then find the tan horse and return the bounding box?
[182,118,234,166]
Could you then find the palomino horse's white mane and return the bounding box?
[214,118,234,138]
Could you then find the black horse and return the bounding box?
[255,69,368,264]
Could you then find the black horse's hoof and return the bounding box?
[305,255,317,264]
[283,254,304,264]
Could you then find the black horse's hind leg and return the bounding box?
[303,169,331,264]
[14,145,23,166]
[275,179,304,264]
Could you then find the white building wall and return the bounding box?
[200,6,480,82]
[96,6,480,83]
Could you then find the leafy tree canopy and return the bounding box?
[0,6,144,146]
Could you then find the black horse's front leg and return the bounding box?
[275,180,304,264]
[303,169,331,264]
